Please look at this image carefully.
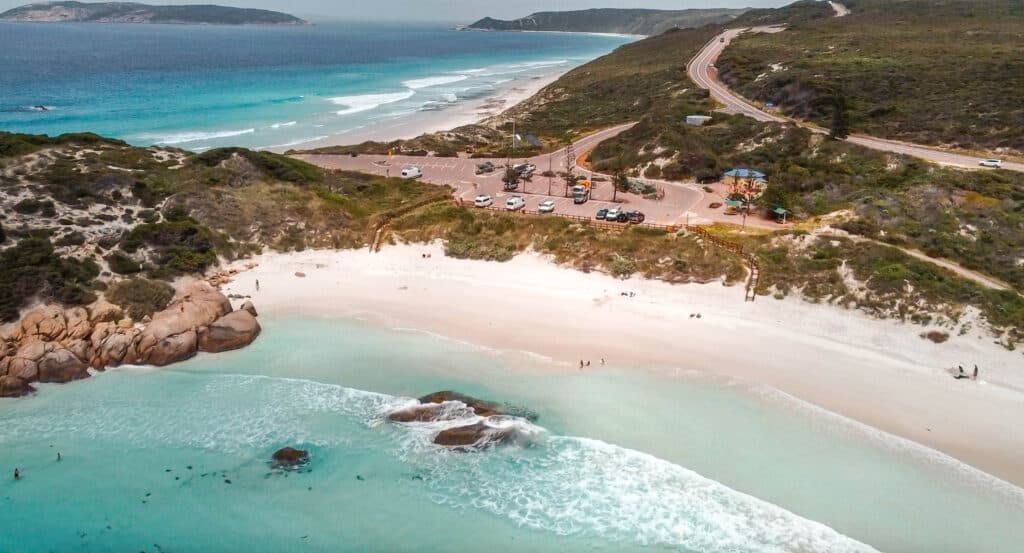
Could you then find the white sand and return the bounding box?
[221,243,1024,487]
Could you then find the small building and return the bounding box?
[771,207,789,224]
[686,115,713,126]
[723,168,766,181]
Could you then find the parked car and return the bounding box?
[604,207,622,221]
[595,208,609,220]
[473,194,493,208]
[615,212,629,222]
[979,159,1003,168]
[627,211,646,224]
[400,166,422,179]
[505,196,526,211]
[513,163,536,176]
[538,199,556,213]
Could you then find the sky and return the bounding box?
[0,0,793,23]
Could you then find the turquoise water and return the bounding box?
[0,22,633,150]
[1,316,1022,552]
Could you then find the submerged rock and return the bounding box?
[271,447,309,469]
[0,375,34,398]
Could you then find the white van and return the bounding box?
[505,196,526,211]
[401,166,423,179]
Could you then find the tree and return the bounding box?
[613,172,631,202]
[829,94,851,140]
[503,165,520,190]
[729,176,768,231]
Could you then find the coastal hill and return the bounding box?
[464,8,745,36]
[715,0,1024,154]
[0,1,308,25]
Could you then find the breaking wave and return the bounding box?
[3,372,878,553]
[329,90,415,115]
[402,74,468,89]
[137,128,256,145]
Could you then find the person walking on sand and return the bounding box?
[255,279,260,292]
[954,365,968,380]
[973,365,979,380]
[579,360,584,369]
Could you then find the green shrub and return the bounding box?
[106,251,143,275]
[0,236,99,322]
[107,278,175,320]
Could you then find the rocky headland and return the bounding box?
[0,280,260,398]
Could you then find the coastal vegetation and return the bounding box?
[464,8,745,36]
[0,1,308,25]
[2,130,1021,344]
[716,0,1024,155]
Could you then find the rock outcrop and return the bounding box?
[386,391,526,448]
[271,447,309,469]
[198,310,261,353]
[434,422,512,447]
[0,280,260,398]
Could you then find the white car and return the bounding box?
[400,166,423,179]
[505,196,525,211]
[537,199,556,213]
[979,159,1003,168]
[473,194,493,208]
[605,207,622,220]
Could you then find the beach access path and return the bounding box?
[223,244,1024,490]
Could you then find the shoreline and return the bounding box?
[221,243,1024,489]
[273,70,564,153]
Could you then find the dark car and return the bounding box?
[595,208,609,220]
[627,211,646,224]
[615,212,629,223]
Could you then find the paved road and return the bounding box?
[295,124,705,227]
[687,26,1024,173]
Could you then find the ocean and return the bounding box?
[2,316,1022,553]
[0,21,633,150]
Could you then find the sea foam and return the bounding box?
[0,372,875,553]
[402,74,468,89]
[329,90,415,115]
[138,128,256,145]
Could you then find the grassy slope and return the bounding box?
[716,0,1024,154]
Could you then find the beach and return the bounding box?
[222,243,1024,489]
[291,71,563,151]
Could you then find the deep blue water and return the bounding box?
[0,22,632,150]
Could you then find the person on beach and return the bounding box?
[13,468,20,480]
[600,358,605,365]
[586,361,591,367]
[954,365,969,379]
[973,365,979,380]
[579,360,584,369]
[255,279,260,292]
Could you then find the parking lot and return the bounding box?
[294,124,706,227]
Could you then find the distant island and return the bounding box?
[463,8,745,36]
[0,1,308,25]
